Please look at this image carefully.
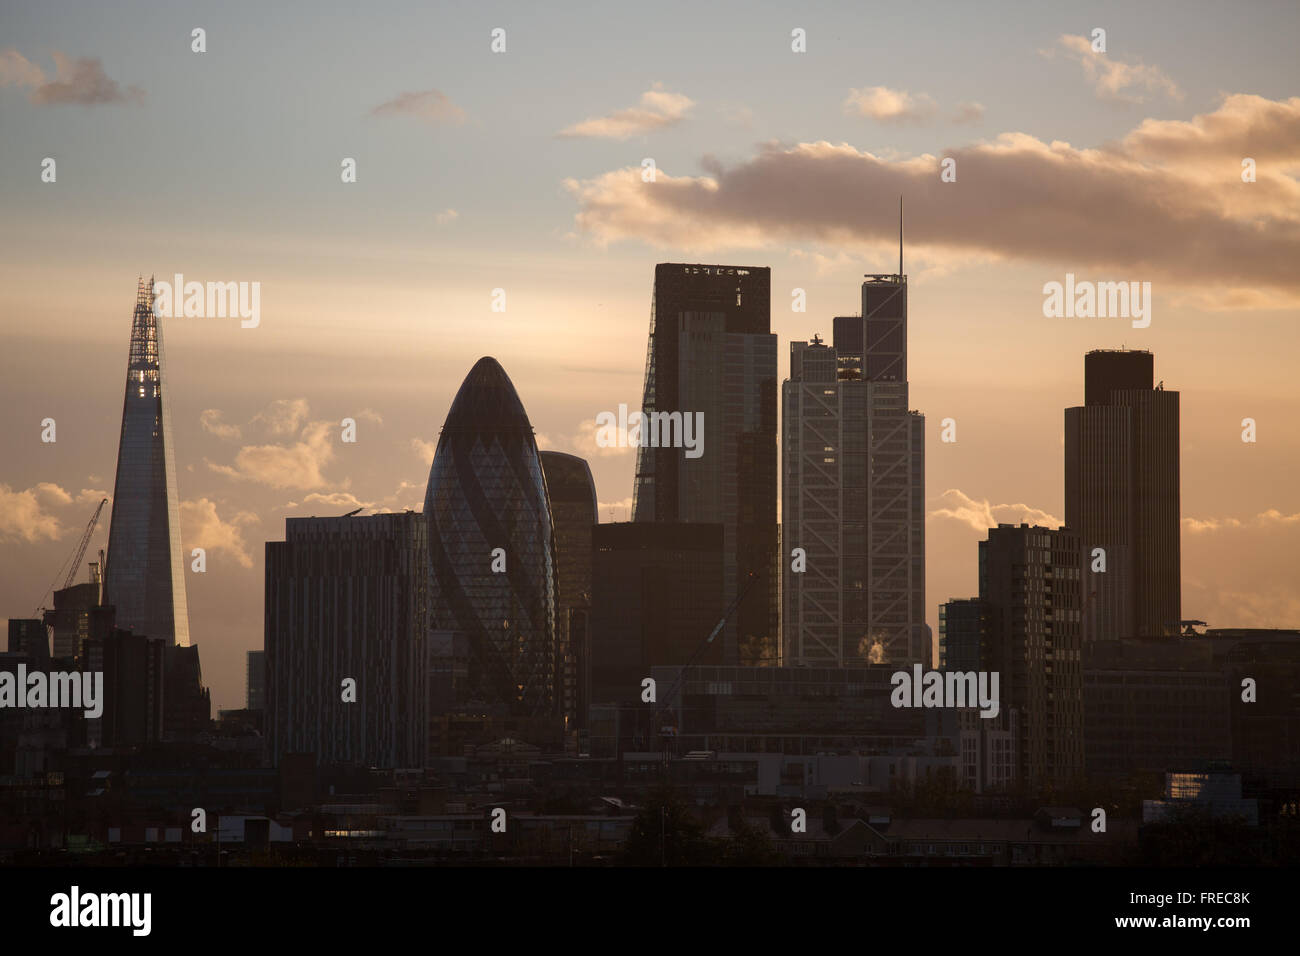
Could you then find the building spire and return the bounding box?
[899,194,904,277]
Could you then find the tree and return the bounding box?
[724,814,780,866]
[621,785,714,866]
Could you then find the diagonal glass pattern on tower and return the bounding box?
[104,276,191,646]
[425,357,557,717]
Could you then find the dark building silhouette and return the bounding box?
[540,451,597,731]
[0,641,65,776]
[425,357,558,719]
[45,581,98,662]
[1065,349,1180,639]
[246,649,265,711]
[632,264,777,667]
[6,619,48,662]
[1081,638,1230,778]
[82,605,165,748]
[265,512,428,768]
[981,524,1084,792]
[939,599,983,671]
[648,663,923,755]
[163,643,211,740]
[590,522,723,706]
[104,277,190,646]
[1209,628,1300,788]
[830,273,926,666]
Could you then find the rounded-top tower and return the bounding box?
[424,357,557,717]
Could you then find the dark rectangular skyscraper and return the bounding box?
[1065,349,1180,639]
[104,277,190,646]
[590,522,724,705]
[981,524,1084,791]
[939,598,983,671]
[632,264,777,667]
[265,513,427,768]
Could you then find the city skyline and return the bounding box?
[3,3,1300,906]
[2,1,1297,719]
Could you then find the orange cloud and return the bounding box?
[564,94,1300,305]
[0,49,144,105]
[558,83,694,139]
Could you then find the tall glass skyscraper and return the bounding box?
[632,264,778,667]
[104,276,190,646]
[425,357,558,718]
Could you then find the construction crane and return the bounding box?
[33,498,107,615]
[651,571,764,773]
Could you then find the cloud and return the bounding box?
[564,94,1300,305]
[558,83,693,139]
[436,208,459,225]
[928,488,1061,533]
[0,49,144,105]
[410,438,436,465]
[844,86,939,125]
[252,398,310,437]
[0,49,45,87]
[1046,34,1181,105]
[951,101,985,125]
[209,420,337,490]
[200,409,242,441]
[298,492,370,510]
[0,483,69,542]
[180,499,258,568]
[1183,509,1300,533]
[1118,93,1300,178]
[371,88,465,124]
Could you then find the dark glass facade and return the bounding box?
[265,513,428,767]
[590,521,724,706]
[104,277,190,646]
[540,451,597,730]
[939,598,983,671]
[632,264,777,667]
[425,357,558,718]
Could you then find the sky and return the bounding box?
[1,0,1297,713]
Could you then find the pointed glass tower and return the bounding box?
[104,276,191,646]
